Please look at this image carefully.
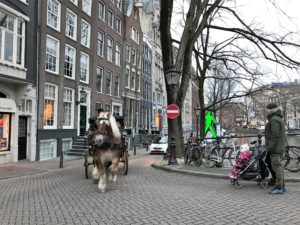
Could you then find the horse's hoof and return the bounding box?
[112,176,117,182]
[98,184,107,193]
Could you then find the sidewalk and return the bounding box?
[0,147,148,180]
[1,148,300,182]
[151,158,300,182]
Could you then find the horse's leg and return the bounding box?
[109,156,120,182]
[98,161,107,193]
[92,155,99,183]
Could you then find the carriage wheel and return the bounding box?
[123,150,129,175]
[84,154,89,179]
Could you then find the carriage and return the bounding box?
[83,114,128,181]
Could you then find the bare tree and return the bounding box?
[160,0,300,156]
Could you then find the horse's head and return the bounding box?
[93,112,121,149]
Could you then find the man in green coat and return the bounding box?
[265,103,286,194]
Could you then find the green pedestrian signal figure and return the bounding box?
[205,111,218,138]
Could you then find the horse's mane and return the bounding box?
[98,112,121,143]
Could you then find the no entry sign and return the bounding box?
[166,104,180,119]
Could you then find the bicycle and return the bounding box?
[184,139,203,166]
[200,138,224,168]
[281,145,300,172]
[199,136,239,168]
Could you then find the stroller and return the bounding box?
[229,139,269,189]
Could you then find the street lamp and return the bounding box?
[165,68,181,165]
[195,105,200,138]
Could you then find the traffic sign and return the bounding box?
[166,104,180,119]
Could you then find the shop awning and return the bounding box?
[0,98,17,112]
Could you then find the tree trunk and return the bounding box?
[199,78,206,139]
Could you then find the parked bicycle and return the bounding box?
[282,144,300,172]
[200,136,240,168]
[184,139,203,166]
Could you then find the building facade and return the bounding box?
[36,0,126,160]
[139,0,167,134]
[0,0,38,164]
[122,1,143,136]
[140,35,152,133]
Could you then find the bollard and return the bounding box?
[168,137,177,165]
[59,150,64,168]
[134,146,136,155]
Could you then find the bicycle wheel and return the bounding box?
[84,154,89,179]
[283,146,300,172]
[123,150,129,175]
[184,145,190,164]
[201,147,217,168]
[191,147,202,167]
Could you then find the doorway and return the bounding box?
[79,105,87,136]
[18,116,27,160]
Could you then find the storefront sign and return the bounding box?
[0,98,16,112]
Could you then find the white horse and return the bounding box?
[91,112,122,192]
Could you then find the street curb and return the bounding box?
[151,164,228,179]
[151,164,300,182]
[0,170,47,181]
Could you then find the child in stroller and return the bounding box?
[229,139,269,189]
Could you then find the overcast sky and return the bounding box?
[171,0,300,83]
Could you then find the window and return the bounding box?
[131,26,139,43]
[131,70,135,89]
[126,44,130,62]
[47,0,61,31]
[115,43,121,66]
[0,10,25,66]
[65,9,77,40]
[125,67,130,88]
[82,0,92,16]
[63,88,74,128]
[96,102,103,113]
[62,138,72,155]
[64,44,76,79]
[80,52,89,83]
[107,37,113,62]
[97,30,104,57]
[131,49,136,65]
[137,53,141,68]
[45,35,60,74]
[69,0,78,5]
[43,83,57,128]
[96,67,103,93]
[106,71,112,95]
[114,75,120,97]
[0,113,11,152]
[116,0,122,10]
[99,1,105,21]
[81,20,90,48]
[116,17,121,34]
[107,10,114,28]
[40,139,57,160]
[113,105,121,116]
[105,104,111,112]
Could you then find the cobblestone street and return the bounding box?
[0,154,300,225]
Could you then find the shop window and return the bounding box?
[0,113,11,151]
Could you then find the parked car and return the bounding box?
[149,136,168,154]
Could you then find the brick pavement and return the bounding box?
[0,154,300,225]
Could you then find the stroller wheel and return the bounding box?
[234,181,243,189]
